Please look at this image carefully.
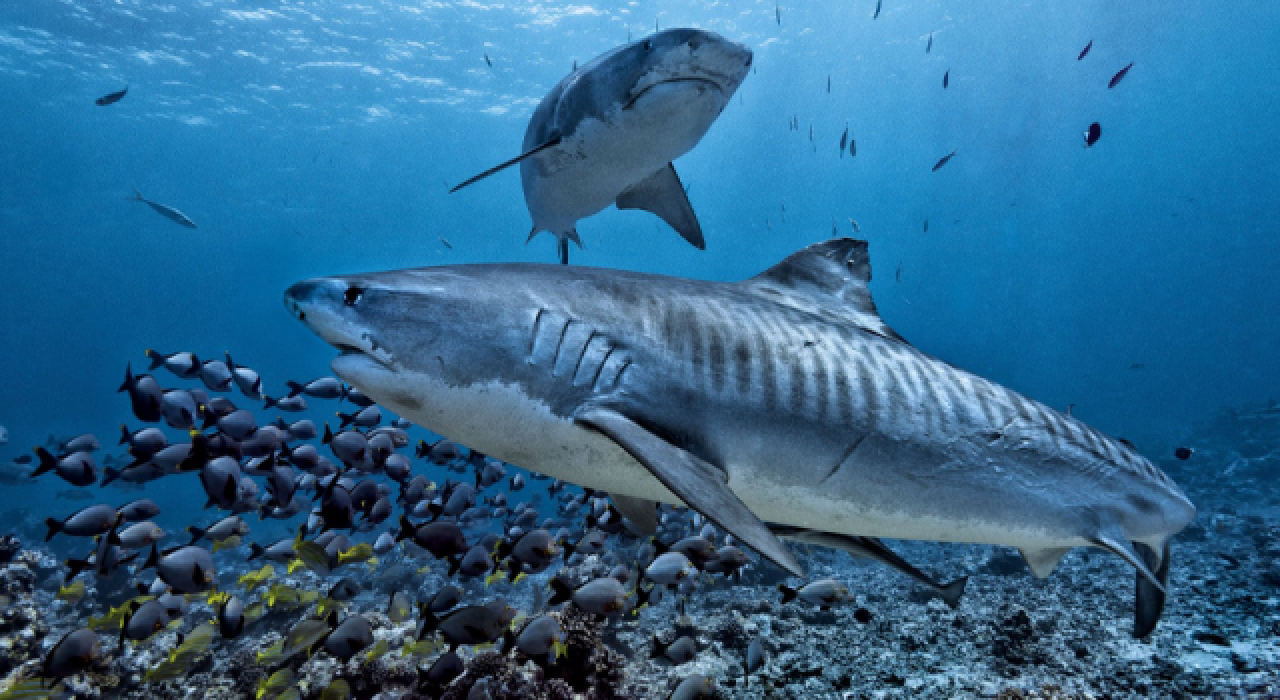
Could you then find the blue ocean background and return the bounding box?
[1,0,1278,510]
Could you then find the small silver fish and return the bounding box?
[129,188,197,229]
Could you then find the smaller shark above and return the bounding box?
[450,28,753,264]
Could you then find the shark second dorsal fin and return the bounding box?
[742,238,905,343]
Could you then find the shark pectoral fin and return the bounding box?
[608,494,658,535]
[1089,531,1165,595]
[1018,546,1071,579]
[450,133,563,193]
[576,407,804,577]
[1133,540,1171,639]
[615,164,705,250]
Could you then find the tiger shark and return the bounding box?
[284,238,1196,637]
[449,28,752,264]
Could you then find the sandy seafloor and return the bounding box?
[0,408,1276,700]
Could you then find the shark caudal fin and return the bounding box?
[1133,540,1171,639]
[526,226,583,265]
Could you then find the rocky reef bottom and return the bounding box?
[0,504,1276,699]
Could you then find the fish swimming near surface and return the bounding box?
[926,33,932,53]
[873,0,882,20]
[1109,62,1134,88]
[1078,40,1093,61]
[449,29,753,264]
[484,52,492,68]
[1084,122,1101,148]
[775,2,780,25]
[839,125,848,156]
[96,86,128,106]
[129,188,197,229]
[286,237,1196,638]
[942,69,949,89]
[931,149,956,172]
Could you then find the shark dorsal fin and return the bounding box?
[743,238,905,343]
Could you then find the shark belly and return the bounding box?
[333,354,676,501]
[524,82,727,232]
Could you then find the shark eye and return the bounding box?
[642,39,652,51]
[344,286,365,307]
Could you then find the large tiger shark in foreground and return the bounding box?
[285,239,1195,637]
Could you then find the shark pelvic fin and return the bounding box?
[743,238,905,343]
[1089,530,1165,595]
[450,133,563,193]
[1133,540,1171,639]
[576,407,804,577]
[771,524,967,608]
[608,493,659,535]
[1018,546,1071,579]
[615,164,705,250]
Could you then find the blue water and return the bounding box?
[1,1,1278,498]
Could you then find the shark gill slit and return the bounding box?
[612,359,633,389]
[588,345,616,392]
[551,318,574,376]
[569,330,599,384]
[527,309,546,360]
[823,434,867,485]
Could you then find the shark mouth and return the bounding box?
[335,341,394,371]
[623,77,723,110]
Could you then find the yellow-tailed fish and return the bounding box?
[286,560,305,575]
[400,638,441,658]
[365,557,379,572]
[364,639,389,661]
[257,669,295,700]
[416,565,431,575]
[319,680,352,700]
[553,640,569,659]
[206,591,232,607]
[245,602,266,622]
[483,572,504,587]
[316,598,343,617]
[256,641,287,666]
[144,660,188,683]
[337,543,373,566]
[55,581,86,604]
[239,564,276,590]
[293,540,330,574]
[0,679,64,699]
[212,535,242,553]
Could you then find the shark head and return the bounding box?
[598,28,753,114]
[284,270,532,412]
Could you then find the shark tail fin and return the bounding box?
[128,187,144,202]
[1133,540,1171,639]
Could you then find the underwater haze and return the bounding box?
[1,0,1279,698]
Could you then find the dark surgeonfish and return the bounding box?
[449,29,752,264]
[932,149,957,171]
[1109,62,1134,89]
[129,188,197,229]
[1078,39,1092,61]
[96,86,128,106]
[1084,122,1101,148]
